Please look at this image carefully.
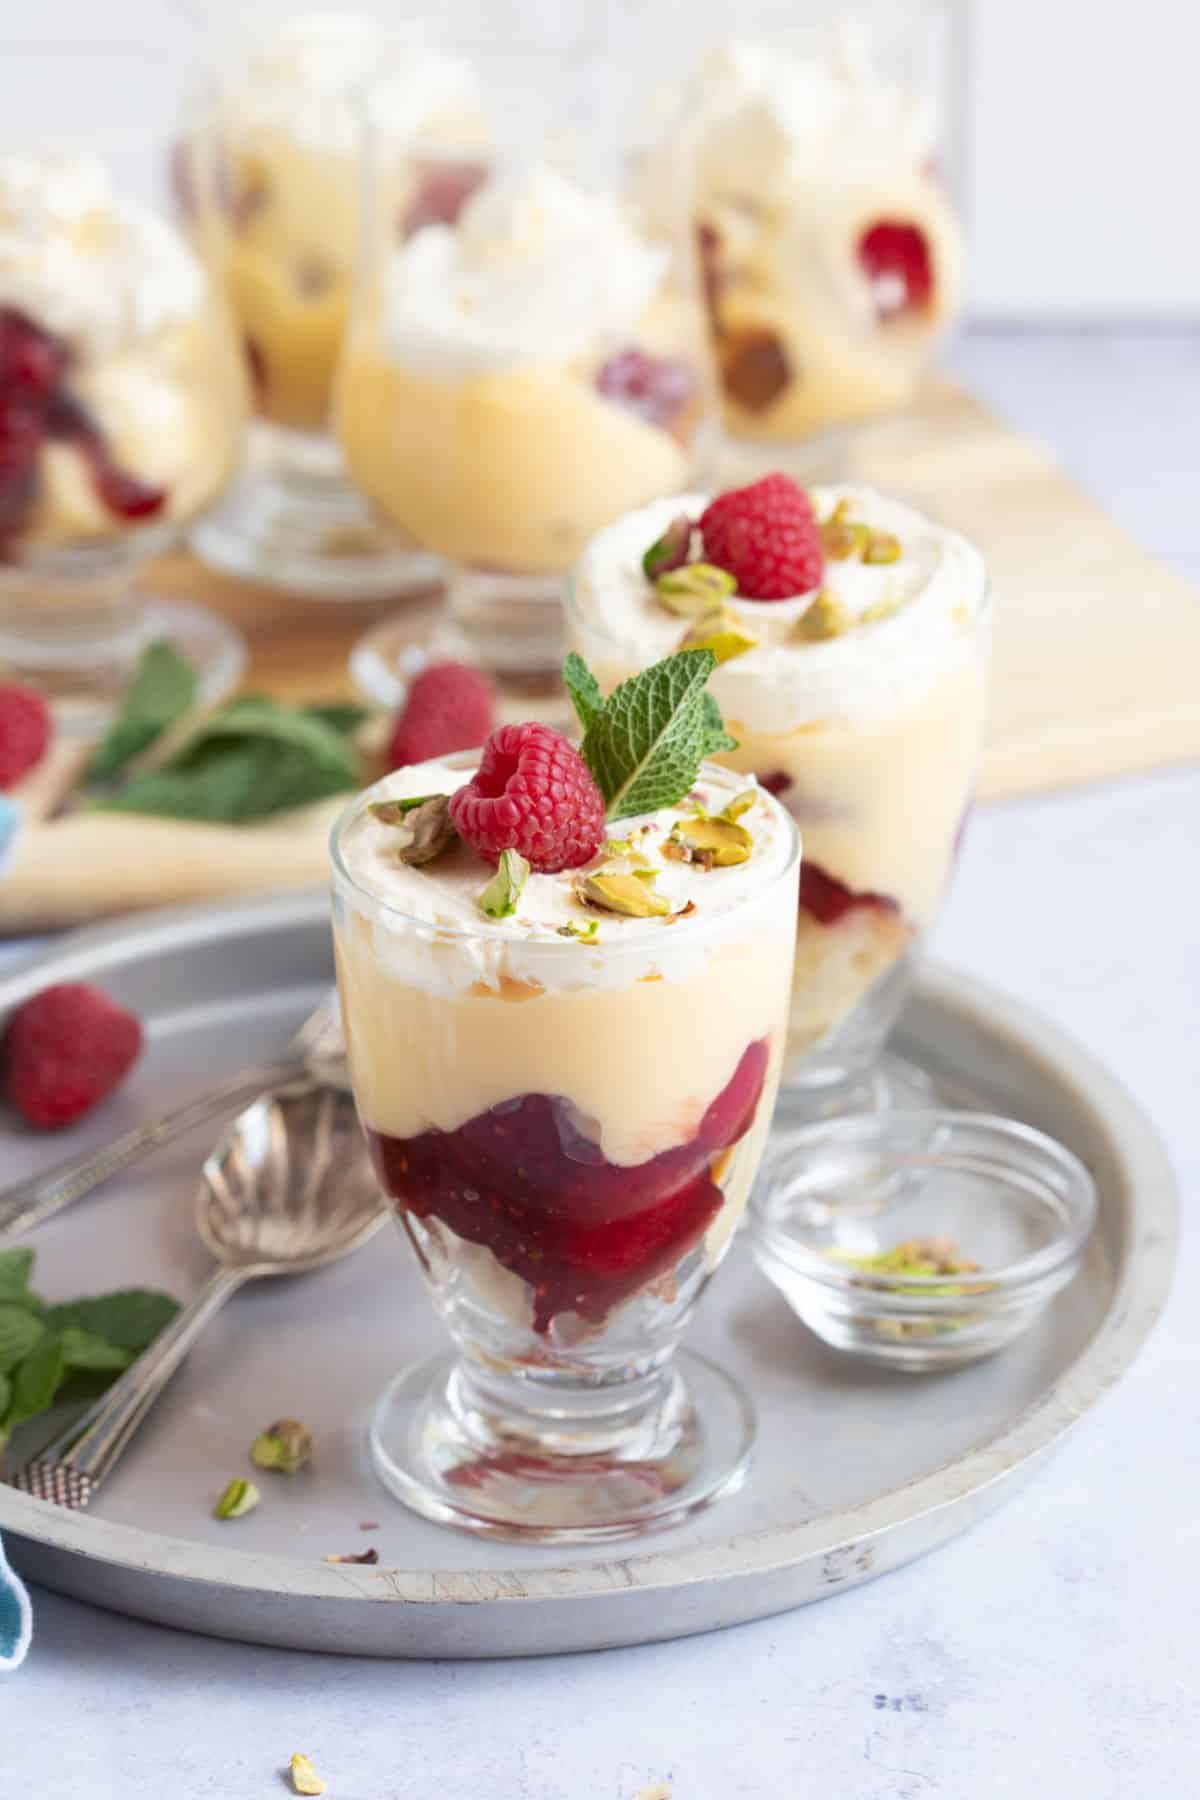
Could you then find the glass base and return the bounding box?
[772,1055,939,1129]
[190,443,441,602]
[368,1347,755,1545]
[444,567,566,679]
[0,597,246,742]
[351,612,575,735]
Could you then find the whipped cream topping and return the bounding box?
[334,756,796,998]
[571,484,988,731]
[381,163,669,378]
[216,11,485,160]
[670,31,939,209]
[0,151,208,357]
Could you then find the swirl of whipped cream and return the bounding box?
[0,151,207,357]
[215,12,485,160]
[382,163,669,379]
[571,484,988,732]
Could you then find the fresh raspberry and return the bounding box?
[449,722,606,873]
[0,683,51,788]
[858,221,933,315]
[700,473,824,600]
[4,983,143,1131]
[386,661,495,770]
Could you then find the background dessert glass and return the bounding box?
[643,2,963,477]
[567,485,991,1120]
[336,63,719,680]
[0,44,249,736]
[180,6,481,599]
[331,758,800,1542]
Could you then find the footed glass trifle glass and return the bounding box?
[336,67,717,677]
[567,477,990,1120]
[640,3,963,475]
[0,46,249,734]
[182,8,483,598]
[331,754,799,1541]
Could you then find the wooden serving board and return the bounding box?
[4,378,1198,933]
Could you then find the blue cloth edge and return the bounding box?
[0,1533,32,1671]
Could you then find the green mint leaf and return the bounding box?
[0,1371,10,1419]
[92,699,360,825]
[88,641,198,783]
[562,652,604,735]
[478,849,530,919]
[0,1247,34,1303]
[581,649,721,822]
[8,1334,67,1426]
[41,1289,179,1355]
[302,702,370,736]
[58,1327,134,1373]
[0,1303,45,1373]
[697,690,738,757]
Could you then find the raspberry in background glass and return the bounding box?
[566,471,991,1121]
[0,44,248,736]
[331,655,799,1541]
[639,9,963,460]
[180,7,482,600]
[335,57,718,677]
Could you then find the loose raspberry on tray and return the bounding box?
[700,472,824,600]
[4,982,143,1130]
[386,661,495,770]
[0,683,52,789]
[449,721,606,874]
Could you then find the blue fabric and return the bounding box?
[0,796,21,883]
[0,1534,31,1670]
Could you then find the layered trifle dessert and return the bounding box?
[569,473,989,1095]
[335,158,711,575]
[643,34,963,442]
[331,650,798,1537]
[0,149,244,556]
[187,11,486,433]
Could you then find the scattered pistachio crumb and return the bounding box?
[556,918,600,942]
[250,1418,312,1475]
[324,1547,380,1565]
[290,1751,327,1795]
[214,1477,260,1520]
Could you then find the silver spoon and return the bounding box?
[9,1079,386,1510]
[0,990,347,1242]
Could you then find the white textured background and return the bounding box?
[11,0,1200,318]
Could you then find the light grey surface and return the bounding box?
[0,896,1172,1656]
[5,327,1200,1794]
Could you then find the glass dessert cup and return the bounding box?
[643,4,963,476]
[331,758,800,1542]
[0,48,250,735]
[567,482,991,1124]
[180,8,484,599]
[335,94,719,678]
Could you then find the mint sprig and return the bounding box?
[0,1248,177,1466]
[569,649,738,823]
[88,640,198,783]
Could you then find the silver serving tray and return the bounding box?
[0,892,1176,1658]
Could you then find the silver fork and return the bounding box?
[0,990,346,1242]
[9,1080,386,1509]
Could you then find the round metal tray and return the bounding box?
[0,892,1176,1657]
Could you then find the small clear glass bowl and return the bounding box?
[749,1111,1097,1371]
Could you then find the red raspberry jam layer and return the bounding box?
[366,1038,769,1334]
[800,860,899,927]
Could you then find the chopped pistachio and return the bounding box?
[478,848,530,920]
[641,513,693,580]
[290,1752,327,1796]
[250,1418,312,1476]
[603,838,651,868]
[794,590,853,642]
[669,816,753,869]
[379,792,455,866]
[822,518,871,561]
[368,794,435,822]
[721,788,758,823]
[324,1547,380,1565]
[864,530,902,565]
[861,592,904,625]
[556,918,600,942]
[214,1477,260,1520]
[654,562,737,618]
[678,604,758,665]
[578,872,672,918]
